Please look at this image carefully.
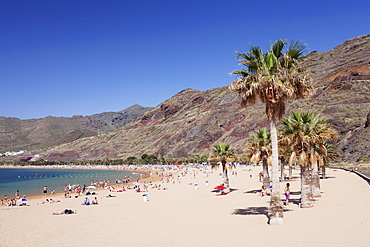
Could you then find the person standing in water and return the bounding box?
[43,186,48,195]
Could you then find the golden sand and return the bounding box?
[1,166,369,247]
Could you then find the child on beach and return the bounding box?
[261,186,266,197]
[82,197,90,205]
[284,183,291,206]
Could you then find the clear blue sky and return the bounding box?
[1,0,369,119]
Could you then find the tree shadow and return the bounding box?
[232,206,292,224]
[232,206,268,216]
[320,176,336,179]
[244,189,261,194]
[232,206,292,216]
[288,199,301,205]
[211,188,238,193]
[290,191,301,195]
[283,176,300,180]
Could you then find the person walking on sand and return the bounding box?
[284,183,291,206]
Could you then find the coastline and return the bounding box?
[0,164,160,200]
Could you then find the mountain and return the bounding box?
[89,104,155,133]
[0,104,153,153]
[5,35,370,163]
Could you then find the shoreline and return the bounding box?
[0,164,161,200]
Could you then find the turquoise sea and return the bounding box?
[0,168,138,198]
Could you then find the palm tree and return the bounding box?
[245,128,271,188]
[209,143,236,190]
[279,111,337,207]
[316,142,340,179]
[308,118,338,197]
[230,39,312,225]
[201,154,209,164]
[239,154,249,165]
[278,144,293,179]
[192,154,201,165]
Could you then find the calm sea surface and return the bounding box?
[0,168,138,198]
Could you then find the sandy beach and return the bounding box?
[1,166,369,247]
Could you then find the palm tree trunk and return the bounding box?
[311,161,321,197]
[280,159,285,180]
[300,164,314,208]
[262,158,270,188]
[289,163,293,179]
[268,119,284,225]
[322,163,326,179]
[222,162,230,189]
[310,147,321,197]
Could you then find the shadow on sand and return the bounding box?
[232,206,269,216]
[211,188,238,193]
[290,191,301,196]
[244,189,261,194]
[232,206,292,224]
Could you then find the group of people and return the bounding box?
[1,191,27,207]
[82,197,99,205]
[2,196,17,206]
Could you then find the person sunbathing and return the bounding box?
[52,209,76,215]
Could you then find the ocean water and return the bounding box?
[0,168,138,198]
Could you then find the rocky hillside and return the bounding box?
[40,35,370,163]
[89,104,154,133]
[0,104,153,153]
[7,35,370,163]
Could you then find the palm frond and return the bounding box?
[230,39,313,121]
[286,40,307,59]
[289,151,297,165]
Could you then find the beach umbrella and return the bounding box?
[175,164,181,166]
[214,185,227,190]
[105,186,115,190]
[87,186,96,189]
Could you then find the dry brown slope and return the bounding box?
[42,35,370,163]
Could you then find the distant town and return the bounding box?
[0,150,26,157]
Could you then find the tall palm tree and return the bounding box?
[230,39,312,225]
[279,111,337,207]
[245,128,271,188]
[209,143,236,190]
